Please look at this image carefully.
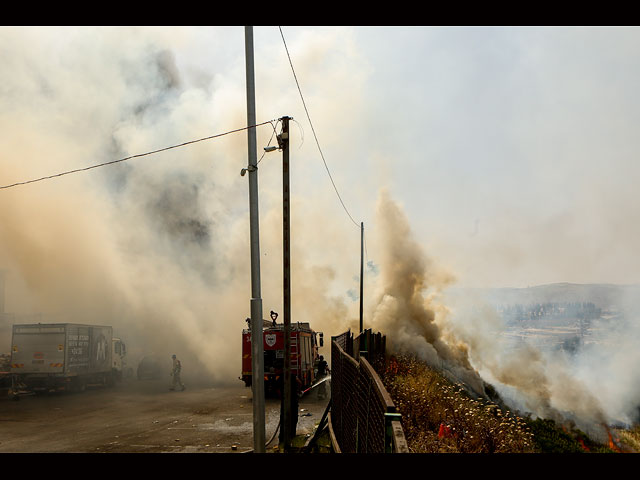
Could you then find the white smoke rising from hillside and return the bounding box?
[368,189,487,396]
[444,284,640,428]
[367,189,620,434]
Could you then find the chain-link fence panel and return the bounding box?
[330,330,408,453]
[331,338,359,453]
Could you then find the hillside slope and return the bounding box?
[382,355,621,453]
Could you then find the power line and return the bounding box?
[0,120,277,190]
[278,26,360,229]
[257,118,281,165]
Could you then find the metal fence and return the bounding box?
[329,329,408,453]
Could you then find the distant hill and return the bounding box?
[445,283,640,311]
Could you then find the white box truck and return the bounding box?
[9,323,128,397]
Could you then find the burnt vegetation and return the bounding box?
[381,355,620,453]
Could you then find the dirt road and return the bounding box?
[0,378,330,453]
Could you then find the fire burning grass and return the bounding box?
[613,426,640,453]
[381,355,623,453]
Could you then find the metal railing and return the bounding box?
[329,329,408,453]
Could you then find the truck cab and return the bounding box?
[112,337,129,379]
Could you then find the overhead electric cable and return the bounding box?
[0,120,277,190]
[278,26,360,228]
[257,118,281,165]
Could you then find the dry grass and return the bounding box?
[615,425,640,453]
[382,355,535,453]
[380,354,638,453]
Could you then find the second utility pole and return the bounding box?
[360,221,364,333]
[280,116,292,451]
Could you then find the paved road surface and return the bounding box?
[0,378,330,453]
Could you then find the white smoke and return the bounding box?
[0,27,362,386]
[366,189,630,436]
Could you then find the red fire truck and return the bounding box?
[241,321,324,397]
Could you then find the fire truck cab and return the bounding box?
[241,321,323,397]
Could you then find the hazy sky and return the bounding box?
[4,26,639,290]
[251,26,640,289]
[2,25,640,379]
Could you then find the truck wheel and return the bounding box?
[72,379,86,393]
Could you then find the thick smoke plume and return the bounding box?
[368,189,612,436]
[369,189,487,397]
[0,28,358,387]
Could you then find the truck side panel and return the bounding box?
[11,325,66,374]
[89,326,112,374]
[12,324,113,376]
[66,325,91,373]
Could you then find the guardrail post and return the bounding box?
[384,412,403,453]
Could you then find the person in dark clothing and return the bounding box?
[169,354,185,391]
[316,355,330,400]
[317,355,328,376]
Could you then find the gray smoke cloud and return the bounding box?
[443,282,640,432]
[366,188,618,437]
[368,189,487,397]
[0,27,360,387]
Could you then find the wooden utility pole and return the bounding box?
[280,115,292,450]
[244,26,265,453]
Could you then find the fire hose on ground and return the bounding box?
[245,375,331,453]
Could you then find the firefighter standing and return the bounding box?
[316,355,330,400]
[170,354,185,391]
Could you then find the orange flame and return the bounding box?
[386,356,399,375]
[578,438,590,452]
[604,425,622,453]
[608,432,621,452]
